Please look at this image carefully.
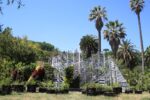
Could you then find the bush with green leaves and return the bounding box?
[27,79,37,85]
[46,81,54,90]
[0,78,12,86]
[112,82,120,88]
[103,85,113,92]
[60,82,69,91]
[43,63,54,81]
[81,83,113,92]
[39,81,47,88]
[0,59,14,80]
[11,81,25,85]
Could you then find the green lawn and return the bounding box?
[0,92,150,100]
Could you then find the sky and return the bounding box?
[0,0,150,51]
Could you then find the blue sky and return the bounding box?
[0,0,150,51]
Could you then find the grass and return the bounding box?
[0,92,150,100]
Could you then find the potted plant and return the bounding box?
[26,80,37,92]
[81,84,87,94]
[112,83,122,94]
[86,83,96,96]
[125,87,133,94]
[95,83,105,95]
[104,85,116,96]
[146,84,150,93]
[134,84,143,94]
[60,83,69,94]
[0,78,12,95]
[46,81,55,94]
[11,81,25,92]
[39,82,47,93]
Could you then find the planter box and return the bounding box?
[96,90,105,95]
[47,89,56,94]
[113,87,122,94]
[125,89,133,94]
[39,88,47,93]
[87,88,96,96]
[62,89,69,94]
[0,87,2,95]
[12,85,25,92]
[104,92,117,96]
[135,90,143,94]
[81,90,86,94]
[27,85,36,92]
[1,85,12,95]
[69,88,81,92]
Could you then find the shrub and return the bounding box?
[112,82,120,88]
[0,78,12,86]
[61,83,69,90]
[47,81,54,90]
[39,82,47,88]
[27,79,37,85]
[103,85,113,92]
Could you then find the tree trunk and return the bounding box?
[137,13,144,74]
[98,30,101,55]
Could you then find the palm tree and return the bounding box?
[89,6,107,56]
[117,40,137,69]
[103,20,126,58]
[145,46,150,66]
[79,35,98,58]
[130,0,145,73]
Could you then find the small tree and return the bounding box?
[80,35,98,58]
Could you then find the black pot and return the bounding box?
[12,85,25,92]
[1,85,12,95]
[69,88,81,92]
[96,90,105,95]
[47,89,56,94]
[39,87,47,93]
[81,90,86,94]
[87,88,96,96]
[0,87,2,95]
[62,89,69,94]
[27,85,36,92]
[135,90,143,94]
[125,89,133,94]
[113,87,122,94]
[104,92,116,96]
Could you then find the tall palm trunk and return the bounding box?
[98,30,101,55]
[137,13,144,74]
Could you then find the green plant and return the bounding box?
[39,82,47,88]
[27,79,37,85]
[112,82,120,88]
[103,85,113,92]
[81,83,88,91]
[61,83,69,91]
[46,81,54,89]
[95,83,104,92]
[12,81,25,85]
[0,78,12,86]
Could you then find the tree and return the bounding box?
[79,35,98,58]
[103,20,126,58]
[145,46,150,67]
[0,27,37,64]
[117,40,137,69]
[130,0,145,73]
[65,66,74,87]
[89,6,107,56]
